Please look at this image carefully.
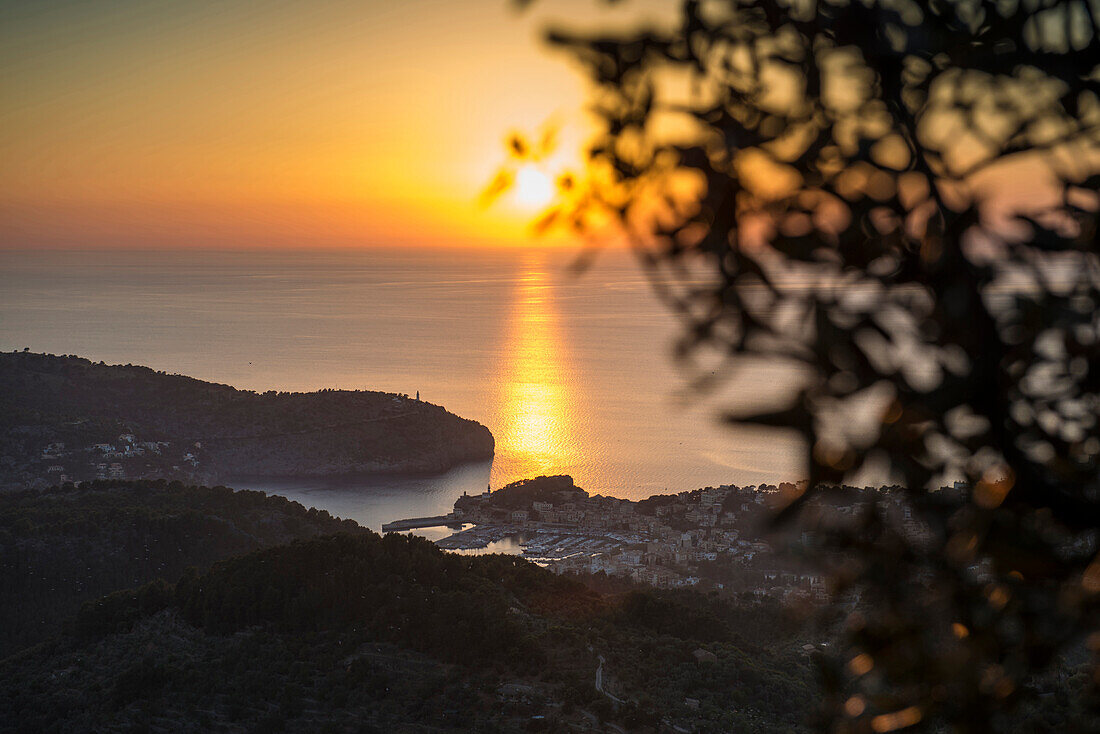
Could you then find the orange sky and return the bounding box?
[1,0,675,249]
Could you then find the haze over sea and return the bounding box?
[0,247,802,530]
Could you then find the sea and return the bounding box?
[0,247,805,532]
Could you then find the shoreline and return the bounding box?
[222,456,495,488]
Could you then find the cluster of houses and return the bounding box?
[448,477,833,599]
[34,434,196,485]
[439,476,961,601]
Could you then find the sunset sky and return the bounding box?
[1,0,674,249]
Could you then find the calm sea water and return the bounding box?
[0,247,804,530]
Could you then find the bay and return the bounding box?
[0,246,804,530]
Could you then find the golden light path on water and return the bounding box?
[494,257,575,482]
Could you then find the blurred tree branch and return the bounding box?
[523,0,1100,730]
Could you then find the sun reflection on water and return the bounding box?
[494,259,574,482]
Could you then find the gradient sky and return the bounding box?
[1,0,675,249]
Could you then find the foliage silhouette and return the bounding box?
[0,479,361,656]
[523,0,1100,731]
[6,529,818,733]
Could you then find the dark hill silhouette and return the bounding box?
[2,481,1087,732]
[458,474,587,512]
[4,526,819,733]
[0,479,363,657]
[0,351,494,489]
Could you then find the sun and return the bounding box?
[512,165,555,209]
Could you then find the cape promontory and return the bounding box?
[0,351,494,490]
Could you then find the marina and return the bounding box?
[433,524,626,564]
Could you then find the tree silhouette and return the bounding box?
[523,1,1100,730]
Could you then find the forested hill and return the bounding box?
[0,351,494,489]
[2,530,818,733]
[2,486,1088,732]
[0,479,363,657]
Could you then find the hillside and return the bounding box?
[0,479,364,657]
[1,530,818,733]
[0,351,494,490]
[2,485,1092,733]
[459,474,588,511]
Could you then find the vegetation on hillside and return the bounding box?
[458,474,587,511]
[2,527,818,733]
[0,479,361,657]
[0,351,494,490]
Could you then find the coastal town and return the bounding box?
[386,475,844,601]
[384,474,955,602]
